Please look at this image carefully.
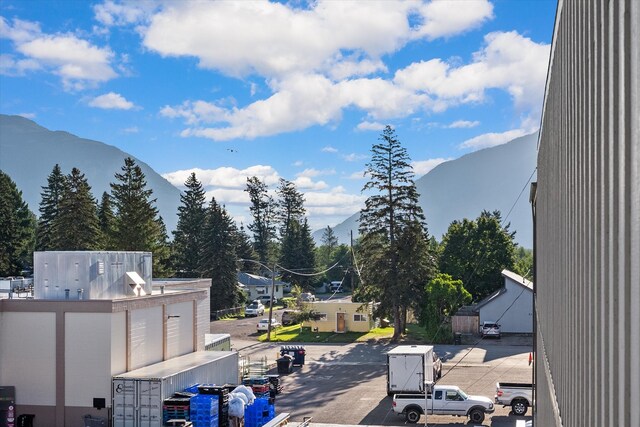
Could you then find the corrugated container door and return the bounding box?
[138,379,163,427]
[113,378,137,427]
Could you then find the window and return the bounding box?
[353,314,367,322]
[257,287,266,295]
[317,313,328,321]
[446,391,463,401]
[434,391,443,400]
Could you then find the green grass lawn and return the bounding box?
[257,323,448,344]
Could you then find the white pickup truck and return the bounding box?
[392,385,495,424]
[495,382,533,415]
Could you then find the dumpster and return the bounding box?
[280,345,306,366]
[277,355,293,374]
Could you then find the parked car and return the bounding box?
[245,301,265,317]
[281,309,301,326]
[299,292,316,302]
[257,295,278,306]
[495,382,533,415]
[329,281,343,293]
[432,352,443,380]
[392,386,495,424]
[481,321,501,338]
[257,318,281,332]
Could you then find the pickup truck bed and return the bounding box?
[495,382,533,416]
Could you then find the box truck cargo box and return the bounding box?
[113,351,238,427]
[386,345,434,395]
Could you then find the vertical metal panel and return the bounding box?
[535,1,639,426]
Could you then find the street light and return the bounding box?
[239,259,278,342]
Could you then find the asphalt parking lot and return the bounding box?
[211,310,533,427]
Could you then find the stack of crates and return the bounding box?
[163,396,191,423]
[242,377,270,399]
[198,385,230,427]
[189,394,219,427]
[244,398,275,427]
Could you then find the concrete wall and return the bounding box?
[0,312,56,405]
[478,279,533,333]
[535,1,639,425]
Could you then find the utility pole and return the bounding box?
[266,262,276,342]
[350,230,355,289]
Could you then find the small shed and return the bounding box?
[303,301,375,333]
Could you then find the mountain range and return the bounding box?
[313,132,538,248]
[0,114,181,232]
[0,114,537,248]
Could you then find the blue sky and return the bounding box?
[0,0,556,230]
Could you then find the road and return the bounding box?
[211,309,533,427]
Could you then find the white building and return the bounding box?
[237,272,286,302]
[0,251,211,427]
[475,269,533,333]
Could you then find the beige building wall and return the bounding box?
[130,305,163,370]
[304,302,374,333]
[0,311,56,405]
[110,312,126,375]
[165,300,194,359]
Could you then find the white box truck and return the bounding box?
[387,345,434,395]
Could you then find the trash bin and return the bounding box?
[280,345,306,366]
[17,414,35,427]
[454,332,462,345]
[277,355,294,374]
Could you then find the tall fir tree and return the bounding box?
[276,178,305,237]
[200,198,240,311]
[36,164,66,250]
[234,224,258,273]
[97,192,116,249]
[279,218,316,288]
[245,176,276,266]
[357,125,433,340]
[0,171,36,276]
[51,167,101,250]
[110,157,170,276]
[173,172,207,277]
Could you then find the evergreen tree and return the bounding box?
[173,172,207,277]
[97,192,116,249]
[36,164,66,250]
[200,198,239,311]
[276,178,305,237]
[234,224,258,273]
[0,171,36,276]
[357,125,432,340]
[50,168,101,250]
[153,216,174,278]
[279,218,316,288]
[439,210,517,300]
[110,157,170,276]
[318,226,338,267]
[245,176,275,266]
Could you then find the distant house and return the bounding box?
[452,269,533,334]
[237,272,287,302]
[303,301,376,333]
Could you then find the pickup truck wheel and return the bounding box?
[468,408,485,424]
[511,400,528,416]
[405,408,421,424]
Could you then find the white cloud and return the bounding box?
[459,128,528,150]
[448,120,480,128]
[410,0,493,40]
[0,17,117,90]
[140,1,492,79]
[342,153,368,162]
[162,165,280,189]
[122,126,139,133]
[0,53,41,76]
[17,112,36,119]
[412,157,452,175]
[348,170,366,180]
[356,121,386,132]
[93,1,156,27]
[296,168,336,178]
[89,92,135,110]
[204,188,249,205]
[293,176,328,191]
[293,160,304,167]
[322,146,338,153]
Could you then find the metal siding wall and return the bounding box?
[535,1,639,426]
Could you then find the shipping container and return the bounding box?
[386,345,434,395]
[205,333,231,351]
[113,351,239,427]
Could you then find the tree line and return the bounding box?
[1,127,531,341]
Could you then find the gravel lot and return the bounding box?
[211,310,533,427]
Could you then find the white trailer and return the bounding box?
[112,351,239,427]
[386,345,434,395]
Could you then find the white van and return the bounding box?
[330,281,343,292]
